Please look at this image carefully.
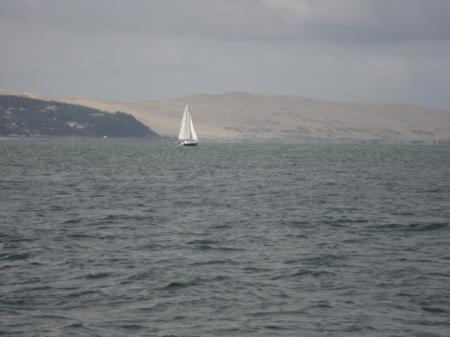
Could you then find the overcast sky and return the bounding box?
[1,0,450,108]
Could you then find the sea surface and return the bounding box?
[0,139,449,337]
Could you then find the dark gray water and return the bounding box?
[1,140,449,337]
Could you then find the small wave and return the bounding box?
[192,244,213,250]
[66,289,101,299]
[118,323,144,330]
[415,222,449,231]
[272,269,335,280]
[162,277,216,290]
[190,259,234,266]
[339,218,370,224]
[62,218,82,224]
[320,218,369,226]
[1,236,33,243]
[85,271,112,280]
[396,292,414,297]
[48,205,64,211]
[282,220,311,227]
[302,254,347,266]
[311,302,333,308]
[212,275,232,281]
[248,309,305,317]
[284,258,302,265]
[212,224,231,229]
[67,233,92,239]
[94,213,152,224]
[187,239,220,245]
[32,313,69,320]
[377,222,448,232]
[242,266,270,273]
[163,281,190,290]
[64,323,85,328]
[104,214,124,220]
[124,270,155,282]
[299,270,335,277]
[0,298,32,306]
[264,325,286,330]
[29,261,45,266]
[421,306,448,313]
[422,188,444,193]
[23,285,52,291]
[61,321,97,334]
[4,252,31,261]
[188,242,246,252]
[0,264,13,270]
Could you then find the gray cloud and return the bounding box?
[1,0,450,107]
[2,0,450,42]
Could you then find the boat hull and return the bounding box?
[178,140,198,146]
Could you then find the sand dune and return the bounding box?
[1,89,449,142]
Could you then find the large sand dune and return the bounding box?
[1,89,449,142]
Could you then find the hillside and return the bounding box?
[0,95,159,138]
[1,90,449,142]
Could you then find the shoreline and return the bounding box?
[1,135,449,145]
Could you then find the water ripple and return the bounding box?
[1,140,449,337]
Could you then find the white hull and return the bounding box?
[178,140,198,146]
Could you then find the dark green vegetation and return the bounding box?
[0,95,159,138]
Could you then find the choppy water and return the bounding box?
[1,139,449,337]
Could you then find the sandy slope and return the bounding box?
[1,89,449,142]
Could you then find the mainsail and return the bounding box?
[178,104,198,143]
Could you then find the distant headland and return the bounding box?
[0,95,159,138]
[1,90,449,143]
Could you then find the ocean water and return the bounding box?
[0,139,449,337]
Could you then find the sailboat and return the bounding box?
[178,104,198,146]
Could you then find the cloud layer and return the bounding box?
[1,0,450,107]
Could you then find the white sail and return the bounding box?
[189,115,198,141]
[178,104,198,145]
[178,104,191,140]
